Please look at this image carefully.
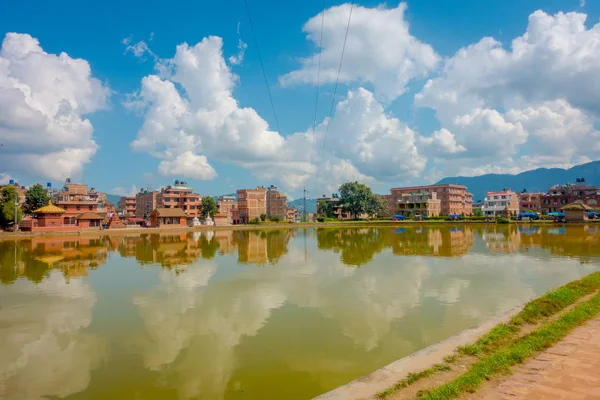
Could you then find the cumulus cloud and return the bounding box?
[0,33,108,181]
[157,151,217,180]
[0,173,12,185]
[412,9,600,177]
[416,10,600,120]
[279,2,439,100]
[128,35,426,191]
[419,128,466,156]
[111,184,138,197]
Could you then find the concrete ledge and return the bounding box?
[313,306,524,400]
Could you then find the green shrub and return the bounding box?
[269,216,281,222]
[497,217,510,224]
[317,217,325,222]
[248,217,260,225]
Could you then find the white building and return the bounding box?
[482,189,519,216]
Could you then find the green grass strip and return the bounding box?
[459,270,600,356]
[420,292,600,400]
[376,271,600,399]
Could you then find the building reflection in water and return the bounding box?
[1,225,600,399]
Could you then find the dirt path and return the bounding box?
[467,315,600,399]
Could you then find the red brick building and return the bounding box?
[541,182,600,213]
[136,189,158,219]
[237,187,266,223]
[117,196,136,217]
[389,184,473,216]
[157,181,201,218]
[266,185,288,220]
[519,192,543,213]
[149,207,187,227]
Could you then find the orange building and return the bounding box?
[237,187,266,223]
[20,201,103,231]
[117,196,136,217]
[217,195,238,224]
[136,189,159,219]
[389,184,473,216]
[149,207,187,227]
[519,192,543,213]
[266,185,288,220]
[396,191,441,217]
[157,180,200,218]
[52,179,108,223]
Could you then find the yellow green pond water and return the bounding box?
[1,224,600,399]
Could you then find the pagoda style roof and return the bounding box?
[34,201,66,214]
[76,212,104,220]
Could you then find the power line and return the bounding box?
[320,2,353,154]
[309,0,327,167]
[242,0,282,136]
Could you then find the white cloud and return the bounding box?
[128,36,427,191]
[0,33,108,181]
[111,184,138,197]
[157,151,217,180]
[413,9,600,177]
[416,10,600,121]
[0,173,11,185]
[419,128,466,156]
[279,2,439,101]
[228,39,247,65]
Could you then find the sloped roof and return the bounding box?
[76,212,105,220]
[34,201,66,214]
[561,203,594,211]
[151,207,186,217]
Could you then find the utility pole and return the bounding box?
[14,195,18,231]
[303,186,308,223]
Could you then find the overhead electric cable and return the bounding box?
[242,0,282,136]
[320,2,353,155]
[310,0,327,167]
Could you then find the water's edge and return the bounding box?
[313,305,524,400]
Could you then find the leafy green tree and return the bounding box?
[366,194,388,218]
[474,208,483,217]
[0,186,23,229]
[317,200,336,218]
[199,196,218,218]
[260,213,267,222]
[23,184,50,214]
[339,181,372,219]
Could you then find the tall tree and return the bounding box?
[317,200,336,218]
[339,181,373,219]
[23,184,50,214]
[199,196,218,218]
[0,186,23,229]
[366,194,388,218]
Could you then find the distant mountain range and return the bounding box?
[106,194,121,206]
[436,160,600,201]
[288,198,317,214]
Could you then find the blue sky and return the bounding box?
[1,0,599,198]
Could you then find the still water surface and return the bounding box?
[1,225,600,400]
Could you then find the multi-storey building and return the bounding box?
[157,180,200,218]
[389,184,472,216]
[217,195,238,224]
[286,207,299,222]
[482,189,520,216]
[135,189,159,219]
[541,180,599,213]
[266,185,288,220]
[237,187,266,223]
[117,196,136,217]
[396,191,441,217]
[52,179,108,223]
[519,192,543,213]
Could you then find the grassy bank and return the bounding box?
[376,270,600,399]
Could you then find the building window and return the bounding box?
[76,205,81,210]
[89,206,93,210]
